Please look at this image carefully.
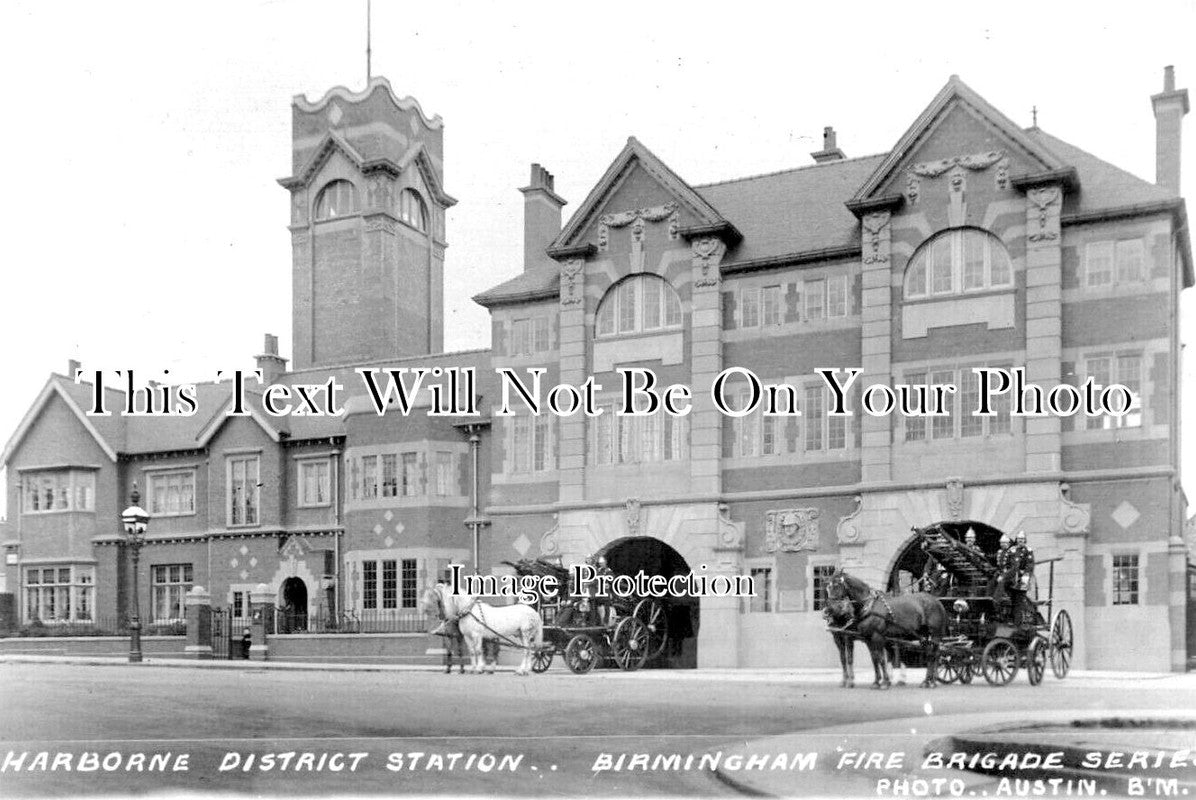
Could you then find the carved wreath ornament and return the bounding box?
[764,508,820,553]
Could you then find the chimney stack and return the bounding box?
[811,126,846,164]
[519,163,567,272]
[255,333,288,384]
[67,359,81,379]
[1151,65,1189,196]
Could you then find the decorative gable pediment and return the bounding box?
[849,76,1074,214]
[550,137,739,257]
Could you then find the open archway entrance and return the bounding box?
[598,536,697,669]
[886,520,1006,594]
[280,576,308,633]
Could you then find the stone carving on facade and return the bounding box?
[945,478,964,521]
[365,218,396,235]
[624,498,642,536]
[560,259,584,307]
[691,236,724,287]
[1058,482,1091,536]
[597,203,678,254]
[667,210,680,240]
[948,165,966,195]
[995,158,1010,191]
[764,508,821,553]
[715,503,744,551]
[540,522,560,556]
[1027,186,1061,242]
[905,175,920,204]
[862,212,891,265]
[909,150,1006,178]
[836,496,864,545]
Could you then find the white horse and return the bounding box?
[422,584,543,675]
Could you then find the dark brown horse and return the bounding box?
[825,569,945,689]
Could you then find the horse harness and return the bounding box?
[438,586,530,652]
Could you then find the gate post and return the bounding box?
[249,583,275,661]
[184,586,213,659]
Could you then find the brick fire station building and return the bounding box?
[2,68,1191,670]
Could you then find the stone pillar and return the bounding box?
[1169,534,1189,672]
[697,505,743,667]
[859,211,894,483]
[557,259,588,504]
[184,586,213,660]
[248,584,275,661]
[688,237,726,498]
[1022,183,1064,473]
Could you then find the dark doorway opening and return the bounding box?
[886,520,1006,594]
[599,536,698,669]
[280,577,308,633]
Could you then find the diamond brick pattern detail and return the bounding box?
[1111,501,1140,530]
[249,557,258,567]
[384,536,394,548]
[384,511,394,522]
[512,534,531,557]
[240,570,249,580]
[230,558,238,568]
[394,522,405,535]
[240,545,249,556]
[373,524,383,535]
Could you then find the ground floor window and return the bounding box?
[811,564,837,612]
[152,564,193,622]
[745,566,773,613]
[1111,554,1139,605]
[360,557,422,611]
[24,565,94,623]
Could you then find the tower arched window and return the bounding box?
[595,274,682,337]
[904,228,1013,299]
[399,189,428,232]
[314,180,359,220]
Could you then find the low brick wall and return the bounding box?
[265,633,443,665]
[0,636,188,658]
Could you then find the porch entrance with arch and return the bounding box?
[279,576,308,633]
[597,536,698,669]
[885,520,1005,595]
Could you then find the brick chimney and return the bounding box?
[67,358,81,379]
[810,126,846,164]
[519,164,566,272]
[255,334,288,384]
[1151,65,1189,196]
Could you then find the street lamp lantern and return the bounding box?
[121,483,150,663]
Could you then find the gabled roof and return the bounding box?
[551,137,739,253]
[278,130,366,190]
[194,391,283,448]
[1,376,120,465]
[851,75,1071,207]
[395,142,458,207]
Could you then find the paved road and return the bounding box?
[1,663,1192,797]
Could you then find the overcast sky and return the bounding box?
[1,1,1194,517]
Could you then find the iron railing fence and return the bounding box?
[9,615,186,637]
[275,608,432,634]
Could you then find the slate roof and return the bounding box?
[1024,128,1178,213]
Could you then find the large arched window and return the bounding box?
[399,189,428,232]
[595,274,682,337]
[314,179,359,220]
[904,228,1012,299]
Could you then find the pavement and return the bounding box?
[4,655,1194,797]
[3,653,1194,685]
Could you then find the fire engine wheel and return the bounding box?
[981,638,1019,686]
[1026,638,1047,686]
[611,617,649,671]
[934,653,961,684]
[1049,609,1073,679]
[633,599,670,661]
[531,647,554,674]
[564,634,598,675]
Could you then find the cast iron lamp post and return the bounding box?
[121,484,149,663]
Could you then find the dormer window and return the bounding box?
[904,228,1012,299]
[399,189,428,232]
[314,179,359,220]
[595,274,682,337]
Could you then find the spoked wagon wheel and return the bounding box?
[1026,638,1047,686]
[564,634,598,675]
[934,653,960,684]
[611,617,649,671]
[981,638,1019,686]
[959,658,975,684]
[633,599,670,661]
[531,647,554,674]
[1049,609,1073,679]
